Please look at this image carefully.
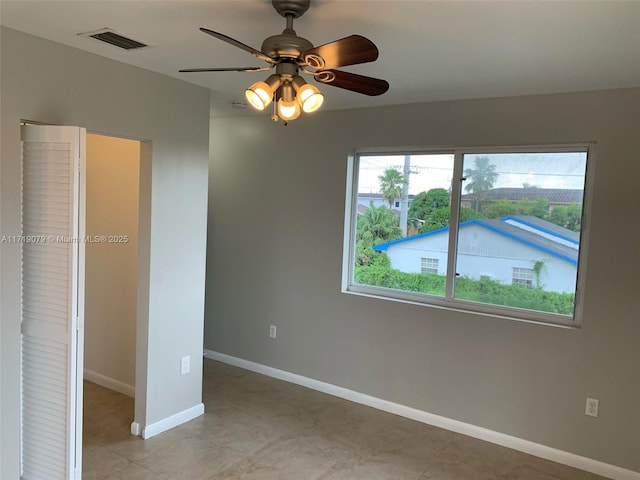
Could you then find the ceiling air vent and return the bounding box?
[78,28,149,51]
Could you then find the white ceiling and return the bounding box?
[2,0,639,117]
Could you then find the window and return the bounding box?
[421,258,439,274]
[512,267,534,288]
[343,146,592,326]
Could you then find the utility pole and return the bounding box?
[399,155,411,236]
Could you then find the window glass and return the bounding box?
[512,268,534,288]
[346,147,590,325]
[421,258,439,274]
[354,154,454,297]
[454,152,586,316]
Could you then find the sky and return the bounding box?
[358,152,587,195]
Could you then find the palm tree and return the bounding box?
[356,205,402,247]
[378,168,406,208]
[463,156,498,212]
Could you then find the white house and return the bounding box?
[358,192,415,210]
[373,216,579,293]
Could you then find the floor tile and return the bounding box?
[82,359,612,480]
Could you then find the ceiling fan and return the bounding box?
[179,0,389,123]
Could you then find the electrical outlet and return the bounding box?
[585,397,599,417]
[269,325,277,339]
[181,356,190,375]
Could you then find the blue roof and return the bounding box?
[373,215,579,265]
[500,215,579,244]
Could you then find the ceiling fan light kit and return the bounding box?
[278,100,301,121]
[293,78,324,113]
[180,0,389,123]
[245,75,281,110]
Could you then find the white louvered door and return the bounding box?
[21,125,86,480]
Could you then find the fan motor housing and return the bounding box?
[261,31,313,59]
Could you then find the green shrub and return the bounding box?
[354,266,574,315]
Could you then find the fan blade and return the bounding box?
[179,67,268,73]
[200,28,274,64]
[303,35,379,70]
[314,69,389,96]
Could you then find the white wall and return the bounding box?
[0,27,210,479]
[205,88,640,473]
[84,134,139,395]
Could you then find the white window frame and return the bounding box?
[421,257,439,274]
[342,144,595,328]
[512,267,534,288]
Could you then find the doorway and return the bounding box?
[20,122,157,480]
[82,133,142,465]
[83,133,140,398]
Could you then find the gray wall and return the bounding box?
[1,27,210,479]
[205,88,640,472]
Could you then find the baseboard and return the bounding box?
[203,349,639,480]
[84,368,135,398]
[141,403,204,440]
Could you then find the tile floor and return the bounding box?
[82,358,609,479]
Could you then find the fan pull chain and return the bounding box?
[271,91,278,123]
